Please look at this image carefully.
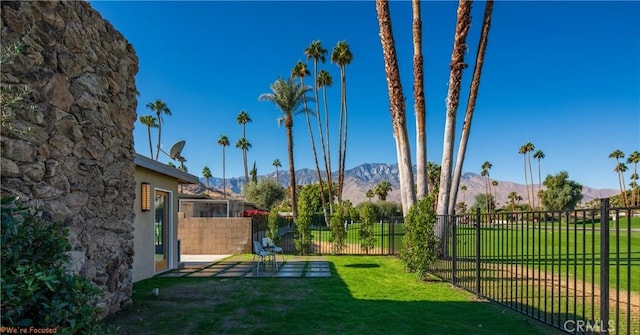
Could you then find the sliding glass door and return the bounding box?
[154,190,170,272]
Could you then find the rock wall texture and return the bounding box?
[1,1,138,314]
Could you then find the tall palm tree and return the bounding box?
[460,184,467,206]
[331,40,353,203]
[218,134,229,199]
[317,69,335,212]
[259,77,313,220]
[526,143,536,209]
[491,180,498,207]
[249,161,258,185]
[448,0,494,215]
[272,158,281,182]
[627,151,640,206]
[375,0,416,215]
[614,163,628,207]
[366,189,375,202]
[305,41,333,202]
[609,149,627,206]
[435,0,473,222]
[235,137,252,186]
[292,60,329,226]
[202,166,212,194]
[508,191,522,212]
[139,115,158,159]
[412,0,428,199]
[236,111,252,183]
[533,149,545,209]
[519,142,535,209]
[146,99,171,161]
[481,161,493,213]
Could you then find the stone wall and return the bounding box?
[1,1,138,314]
[178,216,253,254]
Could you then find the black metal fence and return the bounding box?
[251,215,405,256]
[432,199,639,335]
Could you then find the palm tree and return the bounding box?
[306,41,333,206]
[292,60,329,226]
[375,0,416,215]
[145,99,171,161]
[249,161,258,185]
[374,180,393,201]
[627,151,640,206]
[412,0,427,199]
[481,161,493,213]
[614,162,629,206]
[331,40,353,203]
[366,189,375,202]
[507,191,522,212]
[519,143,535,209]
[609,150,627,206]
[218,134,229,199]
[236,111,252,183]
[460,184,467,206]
[235,137,252,186]
[435,0,473,221]
[139,115,158,159]
[272,158,281,182]
[202,166,212,194]
[491,180,499,207]
[448,0,494,214]
[259,77,313,220]
[317,69,335,212]
[533,149,545,209]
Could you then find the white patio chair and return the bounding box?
[262,237,285,264]
[253,240,274,275]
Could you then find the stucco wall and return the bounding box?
[133,167,180,282]
[178,217,252,254]
[1,1,138,314]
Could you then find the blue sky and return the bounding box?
[90,1,639,190]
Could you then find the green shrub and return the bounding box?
[329,204,347,255]
[1,197,113,334]
[358,202,376,254]
[294,189,313,255]
[400,196,439,280]
[266,207,281,246]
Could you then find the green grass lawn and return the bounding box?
[104,256,559,335]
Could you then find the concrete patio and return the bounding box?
[157,255,332,278]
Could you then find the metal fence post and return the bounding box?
[452,214,457,286]
[476,207,481,297]
[600,198,610,333]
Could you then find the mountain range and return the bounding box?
[182,163,618,207]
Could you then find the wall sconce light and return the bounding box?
[141,182,151,211]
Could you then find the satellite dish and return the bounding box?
[169,140,186,160]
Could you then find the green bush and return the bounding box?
[1,197,113,334]
[358,202,376,254]
[400,196,439,280]
[294,188,314,255]
[266,207,281,246]
[329,204,347,255]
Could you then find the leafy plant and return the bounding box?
[400,196,439,280]
[266,207,281,246]
[329,203,347,255]
[1,197,113,334]
[358,202,376,254]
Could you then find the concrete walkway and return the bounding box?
[157,255,331,278]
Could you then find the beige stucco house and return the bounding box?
[133,153,199,282]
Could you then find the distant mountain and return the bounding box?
[183,163,618,207]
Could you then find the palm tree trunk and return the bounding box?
[448,0,493,215]
[243,149,248,185]
[147,126,154,159]
[313,60,333,217]
[340,75,349,204]
[528,152,535,208]
[322,85,334,214]
[222,148,226,199]
[301,80,330,226]
[286,118,298,220]
[537,159,542,209]
[155,116,162,161]
[336,67,345,203]
[376,0,417,215]
[413,0,427,200]
[523,155,531,209]
[436,0,473,220]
